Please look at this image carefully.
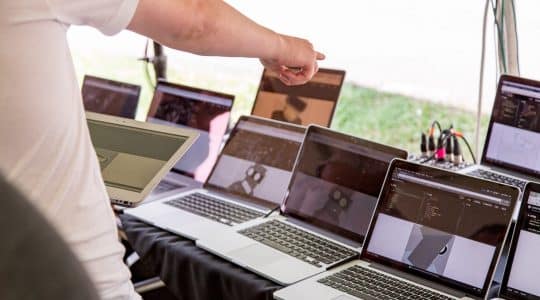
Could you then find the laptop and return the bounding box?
[251,68,345,127]
[274,159,519,300]
[496,181,540,300]
[125,115,306,240]
[461,75,540,191]
[196,125,408,285]
[86,112,198,207]
[146,80,235,198]
[82,75,141,119]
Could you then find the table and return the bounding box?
[120,214,282,300]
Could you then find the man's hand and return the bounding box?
[260,34,325,86]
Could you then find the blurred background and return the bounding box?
[68,0,540,161]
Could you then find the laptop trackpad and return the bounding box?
[332,296,355,300]
[228,244,281,266]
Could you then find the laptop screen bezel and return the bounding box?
[82,75,142,119]
[281,125,408,244]
[147,80,235,176]
[481,75,540,179]
[250,68,346,127]
[203,115,306,209]
[499,181,540,300]
[360,159,519,298]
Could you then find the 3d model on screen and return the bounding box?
[313,187,352,222]
[403,225,454,274]
[228,164,267,196]
[271,95,307,125]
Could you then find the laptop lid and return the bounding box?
[86,112,198,206]
[362,160,519,298]
[251,68,345,127]
[282,125,408,244]
[146,80,235,182]
[481,75,540,180]
[82,75,141,119]
[204,115,306,209]
[500,181,540,300]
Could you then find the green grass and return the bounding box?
[73,50,488,163]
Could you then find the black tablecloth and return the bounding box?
[120,214,282,300]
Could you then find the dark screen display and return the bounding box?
[363,161,518,297]
[283,127,407,243]
[82,75,140,119]
[501,184,540,300]
[251,68,345,127]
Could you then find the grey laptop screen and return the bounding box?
[82,75,141,119]
[362,161,517,297]
[205,117,305,208]
[88,119,189,193]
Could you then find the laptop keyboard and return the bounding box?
[318,265,455,300]
[165,193,264,226]
[468,169,527,190]
[238,220,357,267]
[155,181,185,194]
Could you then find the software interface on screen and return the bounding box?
[206,119,305,205]
[88,119,188,193]
[284,131,403,242]
[82,76,140,119]
[251,69,344,126]
[366,167,513,294]
[485,80,540,176]
[147,83,233,181]
[506,191,540,299]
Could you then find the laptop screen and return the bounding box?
[205,116,306,208]
[251,68,345,127]
[483,75,540,178]
[87,118,189,193]
[147,81,234,182]
[82,75,141,119]
[282,126,407,243]
[501,182,540,300]
[363,160,518,297]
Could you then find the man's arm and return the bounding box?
[127,0,324,85]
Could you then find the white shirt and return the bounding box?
[0,1,141,299]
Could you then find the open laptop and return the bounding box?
[146,80,235,198]
[86,112,198,207]
[82,75,141,119]
[196,125,408,285]
[274,159,519,300]
[461,75,540,191]
[251,68,345,127]
[125,115,306,240]
[496,181,540,300]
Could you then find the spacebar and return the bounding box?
[259,239,291,253]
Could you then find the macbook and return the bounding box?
[196,125,408,285]
[274,159,519,300]
[82,75,141,119]
[497,181,540,300]
[125,116,306,240]
[146,81,235,198]
[251,68,345,127]
[86,112,198,207]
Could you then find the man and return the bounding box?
[0,0,324,299]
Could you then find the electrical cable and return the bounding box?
[421,131,452,164]
[510,0,520,75]
[475,0,490,161]
[141,39,156,89]
[458,135,477,164]
[431,121,442,134]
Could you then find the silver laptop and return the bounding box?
[495,182,540,300]
[251,68,345,127]
[196,125,408,285]
[82,75,141,119]
[274,159,519,300]
[461,75,540,191]
[125,115,306,240]
[86,112,198,207]
[146,80,235,199]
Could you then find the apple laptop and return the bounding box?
[82,75,141,119]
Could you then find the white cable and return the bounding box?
[476,0,490,159]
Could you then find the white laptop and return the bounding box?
[196,125,408,285]
[86,112,198,207]
[251,68,346,127]
[274,159,519,300]
[460,75,540,192]
[494,181,540,300]
[145,80,235,199]
[125,115,306,240]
